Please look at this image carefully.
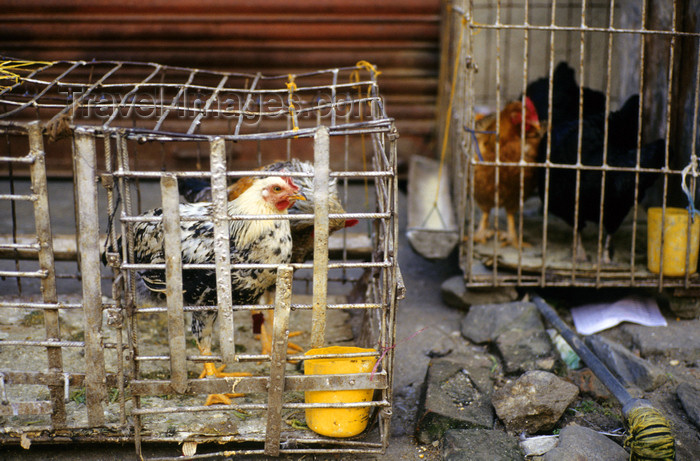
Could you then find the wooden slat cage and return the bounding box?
[0,58,401,458]
[439,0,700,290]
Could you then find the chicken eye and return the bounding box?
[273,186,282,192]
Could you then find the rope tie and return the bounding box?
[350,60,381,104]
[681,156,700,222]
[285,74,299,134]
[464,126,498,162]
[0,60,53,90]
[355,60,382,79]
[370,327,426,381]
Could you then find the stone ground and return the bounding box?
[2,182,700,460]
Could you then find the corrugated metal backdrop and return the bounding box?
[0,0,441,176]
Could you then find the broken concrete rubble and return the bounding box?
[491,370,579,434]
[415,354,495,444]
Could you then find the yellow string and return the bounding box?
[433,16,466,208]
[350,61,381,208]
[350,60,381,105]
[355,60,382,79]
[0,60,53,90]
[286,74,299,134]
[469,20,487,36]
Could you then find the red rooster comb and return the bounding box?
[281,176,300,192]
[524,96,539,122]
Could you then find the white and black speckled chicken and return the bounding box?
[111,175,304,405]
[179,159,358,356]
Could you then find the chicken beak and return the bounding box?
[527,120,542,136]
[288,192,306,203]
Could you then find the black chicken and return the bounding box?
[526,61,607,128]
[538,93,665,263]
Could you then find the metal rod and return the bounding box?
[101,64,163,130]
[73,127,107,426]
[187,74,229,135]
[0,401,53,416]
[161,174,188,394]
[28,121,66,427]
[129,371,386,396]
[311,125,330,348]
[107,170,394,179]
[532,295,631,406]
[264,265,293,457]
[45,63,124,130]
[0,61,81,119]
[210,137,237,366]
[0,269,47,278]
[0,193,38,201]
[130,399,389,416]
[0,154,35,163]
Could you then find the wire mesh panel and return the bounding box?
[440,0,700,289]
[0,58,401,458]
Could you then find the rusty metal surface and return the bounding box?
[73,128,108,426]
[0,1,439,175]
[28,121,67,427]
[130,372,387,397]
[264,265,293,456]
[209,138,237,367]
[160,174,188,394]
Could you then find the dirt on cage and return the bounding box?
[0,292,355,438]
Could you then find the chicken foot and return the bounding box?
[254,290,303,357]
[258,310,304,357]
[499,212,531,248]
[197,343,252,406]
[472,210,495,243]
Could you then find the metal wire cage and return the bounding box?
[0,58,401,458]
[439,0,700,290]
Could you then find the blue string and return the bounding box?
[681,162,700,223]
[463,125,497,162]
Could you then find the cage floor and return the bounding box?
[470,203,700,282]
[0,292,359,442]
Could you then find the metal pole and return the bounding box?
[311,126,330,348]
[210,137,236,366]
[28,121,66,428]
[264,265,293,457]
[161,174,188,394]
[73,127,107,426]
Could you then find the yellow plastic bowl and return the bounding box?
[647,207,700,276]
[304,346,378,438]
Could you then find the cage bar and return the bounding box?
[160,174,188,394]
[73,127,108,426]
[0,57,399,458]
[311,126,330,348]
[264,264,293,456]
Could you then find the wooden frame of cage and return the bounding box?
[438,0,700,290]
[0,60,402,459]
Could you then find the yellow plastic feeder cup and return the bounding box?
[304,346,378,438]
[647,207,700,276]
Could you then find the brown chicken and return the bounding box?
[471,97,542,247]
